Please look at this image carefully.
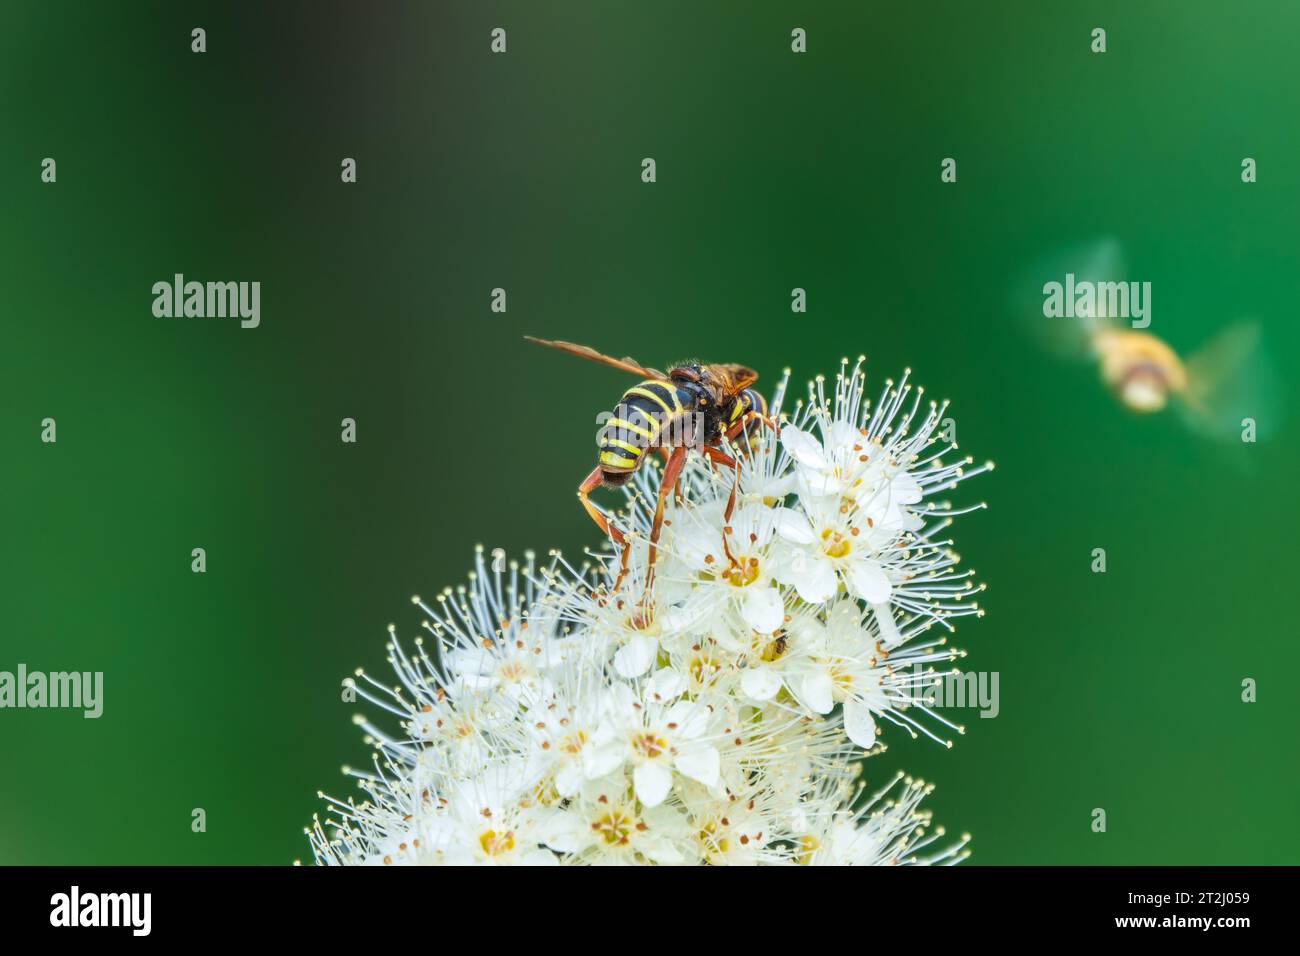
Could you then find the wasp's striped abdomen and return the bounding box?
[598,380,690,474]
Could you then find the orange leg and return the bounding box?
[702,445,741,522]
[715,411,777,527]
[579,466,634,592]
[640,445,688,613]
[702,445,738,469]
[724,411,779,443]
[578,467,626,544]
[657,446,684,504]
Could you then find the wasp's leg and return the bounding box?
[579,467,634,592]
[702,445,738,470]
[724,410,779,443]
[657,446,687,504]
[717,412,779,521]
[639,444,688,612]
[701,445,743,523]
[723,458,740,523]
[578,467,626,544]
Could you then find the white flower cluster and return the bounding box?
[308,360,991,865]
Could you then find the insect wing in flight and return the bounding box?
[1016,237,1127,361]
[1180,319,1280,442]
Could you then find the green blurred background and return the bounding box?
[2,1,1297,864]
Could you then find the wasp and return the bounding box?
[524,336,776,609]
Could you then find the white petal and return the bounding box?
[614,634,658,678]
[669,523,717,569]
[641,840,684,865]
[890,471,923,504]
[582,741,624,779]
[602,683,638,718]
[741,585,784,633]
[780,425,829,469]
[665,700,708,738]
[800,670,835,714]
[657,598,713,634]
[539,812,588,854]
[751,472,796,500]
[555,762,583,798]
[740,666,781,701]
[772,508,816,544]
[843,697,878,749]
[823,598,861,635]
[787,553,838,604]
[847,560,892,603]
[633,762,673,808]
[856,491,893,529]
[801,470,844,498]
[871,601,904,648]
[674,747,720,788]
[645,667,686,701]
[827,420,860,452]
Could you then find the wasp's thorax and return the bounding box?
[670,368,734,445]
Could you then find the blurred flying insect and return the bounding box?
[524,336,776,610]
[1019,239,1277,441]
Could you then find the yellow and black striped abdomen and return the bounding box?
[598,380,685,473]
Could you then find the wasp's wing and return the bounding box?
[710,363,760,394]
[523,336,667,380]
[1013,237,1126,361]
[1179,319,1280,442]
